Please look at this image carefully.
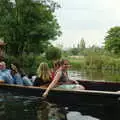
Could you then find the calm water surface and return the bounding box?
[0,70,120,120]
[68,69,120,82]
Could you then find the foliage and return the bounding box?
[68,56,85,69]
[79,38,86,50]
[45,46,61,60]
[0,0,61,56]
[104,26,120,54]
[68,48,80,55]
[85,54,103,69]
[5,54,47,74]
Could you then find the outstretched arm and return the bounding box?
[42,71,61,98]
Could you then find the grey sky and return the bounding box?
[53,0,120,48]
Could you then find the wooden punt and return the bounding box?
[0,80,120,106]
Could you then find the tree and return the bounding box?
[69,48,79,55]
[104,26,120,54]
[79,38,86,50]
[0,0,61,56]
[45,46,61,60]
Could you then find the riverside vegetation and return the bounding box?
[1,1,120,80]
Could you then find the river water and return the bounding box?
[0,69,120,120]
[68,69,120,82]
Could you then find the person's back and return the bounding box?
[33,77,50,86]
[33,62,51,86]
[22,75,33,86]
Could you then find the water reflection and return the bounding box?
[0,91,102,120]
[0,91,44,120]
[66,111,99,120]
[37,101,67,120]
[36,101,100,120]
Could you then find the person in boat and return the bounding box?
[0,61,14,84]
[51,60,61,80]
[22,73,33,86]
[33,62,52,86]
[10,62,23,85]
[0,61,24,85]
[42,59,85,98]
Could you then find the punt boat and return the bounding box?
[0,80,120,106]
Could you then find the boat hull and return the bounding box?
[0,82,120,106]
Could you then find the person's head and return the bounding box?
[10,63,18,73]
[60,59,70,70]
[10,62,22,75]
[53,60,61,71]
[37,62,51,81]
[0,61,6,70]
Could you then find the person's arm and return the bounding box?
[71,80,79,84]
[42,71,61,98]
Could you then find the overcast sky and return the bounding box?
[52,0,120,48]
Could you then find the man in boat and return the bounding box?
[0,61,14,84]
[43,59,85,98]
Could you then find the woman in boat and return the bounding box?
[43,59,85,98]
[33,62,52,86]
[10,63,23,85]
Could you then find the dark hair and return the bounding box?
[11,62,25,75]
[28,73,35,79]
[60,59,69,65]
[54,60,61,68]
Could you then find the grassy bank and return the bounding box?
[67,55,120,72]
[5,54,120,74]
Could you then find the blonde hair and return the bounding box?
[37,62,50,81]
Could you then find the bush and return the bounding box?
[45,46,61,60]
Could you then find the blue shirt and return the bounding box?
[0,69,14,84]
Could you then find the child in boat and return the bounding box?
[33,62,52,86]
[43,59,85,98]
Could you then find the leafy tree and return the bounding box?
[104,26,120,54]
[45,46,61,60]
[79,38,86,50]
[0,0,61,56]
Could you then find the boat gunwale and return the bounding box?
[0,83,120,96]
